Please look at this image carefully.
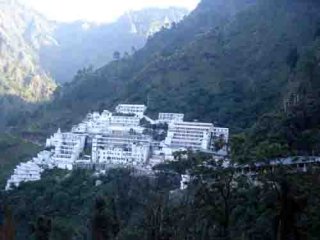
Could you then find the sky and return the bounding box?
[22,0,200,23]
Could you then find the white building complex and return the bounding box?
[6,162,43,190]
[5,104,229,190]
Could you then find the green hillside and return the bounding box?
[4,156,320,239]
[0,134,41,188]
[27,0,320,144]
[3,1,320,239]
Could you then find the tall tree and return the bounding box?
[32,216,52,240]
[113,51,121,61]
[0,206,15,240]
[91,197,120,240]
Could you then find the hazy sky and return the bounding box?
[22,0,200,23]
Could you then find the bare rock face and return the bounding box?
[0,1,57,98]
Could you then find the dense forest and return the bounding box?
[2,153,320,239]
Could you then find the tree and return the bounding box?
[193,165,237,240]
[286,47,299,70]
[259,170,308,240]
[131,46,137,54]
[123,52,130,59]
[113,51,121,61]
[0,206,15,240]
[32,216,52,240]
[91,197,120,240]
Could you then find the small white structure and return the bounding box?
[32,151,54,168]
[71,123,88,134]
[158,113,184,124]
[6,162,43,190]
[212,127,229,142]
[110,114,141,127]
[115,104,147,117]
[180,174,191,190]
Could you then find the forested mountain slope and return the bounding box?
[0,0,57,127]
[31,0,320,139]
[0,0,187,128]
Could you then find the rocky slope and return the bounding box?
[0,0,57,127]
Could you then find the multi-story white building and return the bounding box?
[115,104,147,117]
[110,114,141,126]
[158,113,184,124]
[46,130,86,170]
[72,110,144,135]
[6,162,43,190]
[164,121,214,151]
[93,143,150,166]
[92,134,151,165]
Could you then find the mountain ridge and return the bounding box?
[26,0,320,149]
[0,1,188,127]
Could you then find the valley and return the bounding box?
[0,0,187,127]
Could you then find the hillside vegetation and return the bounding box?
[0,1,187,128]
[3,1,320,239]
[0,0,57,127]
[3,155,320,239]
[0,134,41,188]
[26,0,320,153]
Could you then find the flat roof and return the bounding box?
[173,121,213,127]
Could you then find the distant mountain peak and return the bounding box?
[122,7,189,37]
[0,1,190,126]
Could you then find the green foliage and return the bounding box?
[91,197,120,240]
[148,153,320,239]
[2,153,320,240]
[31,216,52,240]
[231,37,320,162]
[0,134,41,188]
[3,168,179,239]
[25,0,320,139]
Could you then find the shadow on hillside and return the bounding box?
[0,94,39,132]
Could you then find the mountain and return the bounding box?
[39,7,189,83]
[27,0,320,156]
[0,0,57,127]
[4,1,320,238]
[0,0,188,127]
